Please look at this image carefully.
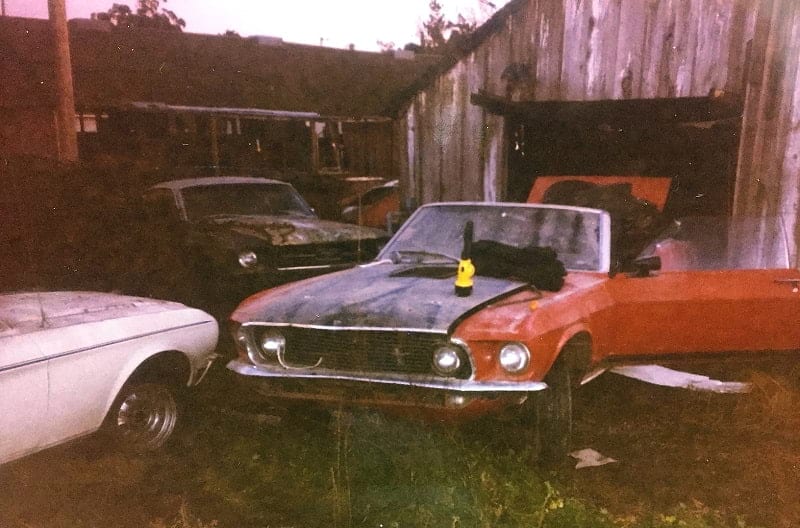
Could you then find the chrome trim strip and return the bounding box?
[276,264,339,271]
[240,321,448,335]
[0,320,214,374]
[226,359,548,393]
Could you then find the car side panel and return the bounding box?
[0,334,48,464]
[595,268,800,358]
[32,310,217,446]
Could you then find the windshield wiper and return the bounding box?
[390,250,459,264]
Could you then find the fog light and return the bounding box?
[498,342,530,373]
[238,251,258,268]
[432,346,461,376]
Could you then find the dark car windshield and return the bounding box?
[379,203,610,272]
[180,183,316,221]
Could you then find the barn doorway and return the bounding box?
[473,93,743,219]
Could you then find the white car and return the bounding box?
[0,291,219,464]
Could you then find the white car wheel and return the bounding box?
[110,382,179,452]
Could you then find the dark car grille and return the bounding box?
[264,238,386,268]
[250,326,472,379]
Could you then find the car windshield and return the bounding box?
[180,183,316,221]
[378,203,610,272]
[638,216,792,270]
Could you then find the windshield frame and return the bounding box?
[377,202,612,272]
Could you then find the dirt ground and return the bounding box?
[1,366,798,527]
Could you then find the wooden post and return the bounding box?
[48,0,78,162]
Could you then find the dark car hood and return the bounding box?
[234,261,528,332]
[198,214,386,246]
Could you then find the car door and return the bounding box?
[0,328,48,464]
[601,267,800,358]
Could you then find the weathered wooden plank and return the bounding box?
[613,0,649,98]
[692,0,731,95]
[779,6,800,265]
[733,0,777,218]
[723,0,753,94]
[762,0,800,238]
[502,0,535,101]
[419,88,443,204]
[483,113,506,201]
[666,0,697,97]
[586,0,622,99]
[440,66,466,201]
[561,0,594,99]
[463,56,486,200]
[640,0,668,98]
[534,0,565,99]
[410,95,425,204]
[505,0,526,99]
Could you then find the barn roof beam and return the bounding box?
[127,102,393,123]
[470,91,742,125]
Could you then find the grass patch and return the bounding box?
[0,373,777,528]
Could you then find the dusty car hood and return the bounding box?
[0,291,186,335]
[200,215,387,246]
[234,261,528,332]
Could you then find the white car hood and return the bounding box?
[0,291,186,336]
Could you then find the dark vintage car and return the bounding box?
[143,177,389,305]
[227,201,800,461]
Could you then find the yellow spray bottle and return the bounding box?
[454,221,475,297]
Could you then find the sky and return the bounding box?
[4,0,507,51]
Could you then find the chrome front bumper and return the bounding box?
[226,359,548,393]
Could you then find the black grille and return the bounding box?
[252,326,471,379]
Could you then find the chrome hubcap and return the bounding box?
[116,383,178,451]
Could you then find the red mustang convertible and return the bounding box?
[227,200,800,460]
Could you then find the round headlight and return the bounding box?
[260,333,285,357]
[498,342,530,373]
[238,251,258,268]
[432,346,461,376]
[245,332,284,365]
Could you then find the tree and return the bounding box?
[412,1,495,53]
[91,0,185,31]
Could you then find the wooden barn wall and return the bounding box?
[342,122,393,177]
[401,0,757,204]
[733,0,800,266]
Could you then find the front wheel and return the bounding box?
[107,382,180,452]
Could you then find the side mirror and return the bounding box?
[630,255,661,277]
